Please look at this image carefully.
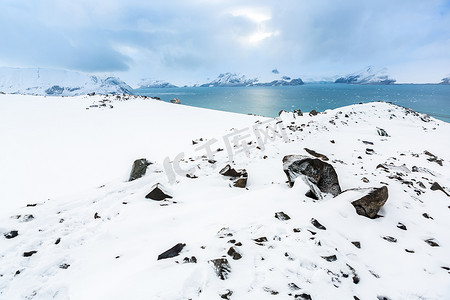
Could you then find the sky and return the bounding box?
[0,0,449,85]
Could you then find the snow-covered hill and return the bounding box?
[138,79,177,88]
[0,67,132,96]
[0,94,449,299]
[440,76,450,85]
[200,73,305,87]
[335,66,396,85]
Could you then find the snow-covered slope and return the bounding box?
[335,66,396,85]
[0,95,449,299]
[0,67,132,96]
[440,76,450,85]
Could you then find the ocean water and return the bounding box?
[133,84,450,122]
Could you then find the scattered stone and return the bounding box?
[157,243,186,260]
[361,177,369,183]
[376,164,389,172]
[220,289,233,299]
[235,242,242,246]
[424,239,439,247]
[27,203,37,207]
[219,164,241,177]
[309,110,318,116]
[365,148,375,155]
[430,182,449,196]
[263,287,279,295]
[377,127,389,137]
[55,238,61,245]
[311,218,326,230]
[330,140,335,144]
[21,214,34,222]
[382,236,397,243]
[253,237,268,243]
[146,183,173,201]
[4,230,18,239]
[283,155,341,199]
[424,151,443,166]
[288,283,301,290]
[59,264,70,269]
[227,247,242,260]
[293,109,303,116]
[233,177,247,188]
[186,173,198,179]
[405,249,415,253]
[351,241,361,249]
[94,212,101,219]
[295,293,312,300]
[304,148,329,161]
[275,211,291,221]
[422,213,433,220]
[219,164,248,188]
[321,255,337,262]
[351,186,388,219]
[347,264,360,284]
[397,223,407,230]
[129,159,152,181]
[362,141,374,145]
[183,256,197,263]
[293,228,301,233]
[23,251,37,257]
[210,258,231,280]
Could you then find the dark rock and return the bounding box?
[376,164,389,172]
[283,155,341,199]
[59,264,70,269]
[330,140,335,144]
[351,186,388,219]
[304,148,329,161]
[311,218,326,230]
[361,177,369,183]
[186,173,198,179]
[233,177,247,188]
[210,258,231,280]
[397,223,407,230]
[129,159,152,181]
[4,230,18,239]
[382,236,397,243]
[405,249,415,253]
[305,190,319,200]
[253,237,268,243]
[362,141,374,145]
[263,287,279,295]
[23,251,37,257]
[430,182,449,196]
[377,127,389,137]
[275,211,291,221]
[288,283,301,290]
[235,242,242,246]
[351,241,361,248]
[424,151,443,166]
[220,289,233,299]
[219,164,242,177]
[422,213,433,219]
[227,247,242,260]
[27,203,37,207]
[424,239,439,247]
[157,243,186,260]
[365,148,375,155]
[347,264,360,284]
[295,293,312,300]
[146,184,173,201]
[94,212,101,219]
[293,109,303,116]
[293,228,301,233]
[55,238,61,245]
[321,255,337,262]
[22,214,34,222]
[309,110,318,116]
[183,256,197,263]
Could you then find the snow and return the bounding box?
[335,66,396,84]
[0,94,449,299]
[0,67,132,96]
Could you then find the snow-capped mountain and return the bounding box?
[0,67,133,96]
[200,73,259,87]
[335,66,396,85]
[138,79,177,88]
[439,76,450,85]
[200,73,304,87]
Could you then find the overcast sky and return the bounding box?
[1,0,449,85]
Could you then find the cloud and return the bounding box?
[0,0,449,83]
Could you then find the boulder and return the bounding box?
[275,211,291,221]
[157,243,186,260]
[351,186,388,218]
[283,155,341,199]
[220,164,248,188]
[309,110,318,116]
[145,183,173,201]
[129,158,152,181]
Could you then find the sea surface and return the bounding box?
[133,84,450,122]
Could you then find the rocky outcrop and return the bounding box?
[210,258,231,280]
